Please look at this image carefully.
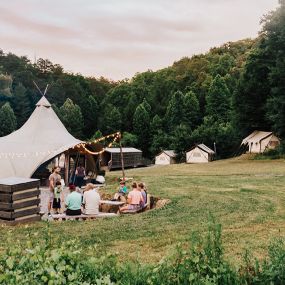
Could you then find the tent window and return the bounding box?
[193,152,201,157]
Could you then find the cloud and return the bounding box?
[0,7,78,40]
[0,0,279,79]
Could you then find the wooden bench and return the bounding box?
[51,212,118,221]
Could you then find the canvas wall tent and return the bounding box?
[155,150,176,165]
[100,147,143,170]
[186,144,215,163]
[0,96,84,180]
[240,130,280,153]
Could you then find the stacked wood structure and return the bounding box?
[101,147,143,170]
[0,177,41,225]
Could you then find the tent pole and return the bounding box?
[119,133,125,181]
[72,152,80,184]
[64,152,69,186]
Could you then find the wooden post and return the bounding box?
[64,152,69,186]
[119,133,125,181]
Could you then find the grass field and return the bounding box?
[1,157,285,266]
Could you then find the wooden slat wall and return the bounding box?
[0,180,40,224]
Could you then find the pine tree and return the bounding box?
[150,130,170,156]
[170,124,192,161]
[149,115,166,156]
[142,98,151,114]
[263,1,285,137]
[12,83,32,127]
[104,105,122,134]
[133,103,151,155]
[83,95,99,138]
[121,132,138,147]
[150,114,163,135]
[232,45,271,137]
[165,91,184,131]
[183,90,200,129]
[206,75,231,122]
[60,98,84,138]
[0,74,12,97]
[0,102,17,136]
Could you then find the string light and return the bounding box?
[0,132,122,159]
[77,132,120,155]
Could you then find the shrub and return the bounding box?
[3,220,285,284]
[0,227,113,285]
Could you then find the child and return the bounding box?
[119,181,128,194]
[113,181,128,201]
[53,181,63,214]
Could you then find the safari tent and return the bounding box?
[0,96,101,183]
[155,150,176,165]
[240,130,280,154]
[186,144,215,163]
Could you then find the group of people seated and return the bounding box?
[49,181,101,216]
[65,183,101,216]
[48,166,101,216]
[48,166,148,217]
[116,180,148,213]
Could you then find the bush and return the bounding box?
[2,220,285,284]
[148,217,238,285]
[0,226,114,285]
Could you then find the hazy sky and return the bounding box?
[0,0,279,80]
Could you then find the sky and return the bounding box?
[0,0,279,80]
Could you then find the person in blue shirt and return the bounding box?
[65,185,82,216]
[113,181,128,201]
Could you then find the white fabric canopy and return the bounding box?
[0,96,82,178]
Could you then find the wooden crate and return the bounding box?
[0,177,41,225]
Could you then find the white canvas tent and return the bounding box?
[240,130,280,153]
[186,144,215,163]
[155,150,176,165]
[0,96,82,179]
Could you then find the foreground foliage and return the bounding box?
[1,218,285,284]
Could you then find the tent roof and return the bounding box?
[105,147,142,153]
[187,144,215,154]
[197,144,215,154]
[0,96,82,179]
[156,150,176,158]
[241,131,274,145]
[36,96,51,107]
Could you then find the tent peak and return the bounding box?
[36,96,51,107]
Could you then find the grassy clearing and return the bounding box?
[1,158,285,265]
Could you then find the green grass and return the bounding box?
[1,158,285,265]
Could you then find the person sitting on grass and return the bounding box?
[119,182,144,212]
[138,182,147,209]
[65,184,82,216]
[113,180,128,201]
[82,183,101,215]
[52,180,64,214]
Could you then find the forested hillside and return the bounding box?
[0,1,284,160]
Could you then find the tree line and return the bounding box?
[0,1,284,160]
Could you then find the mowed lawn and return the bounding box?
[1,158,285,265]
